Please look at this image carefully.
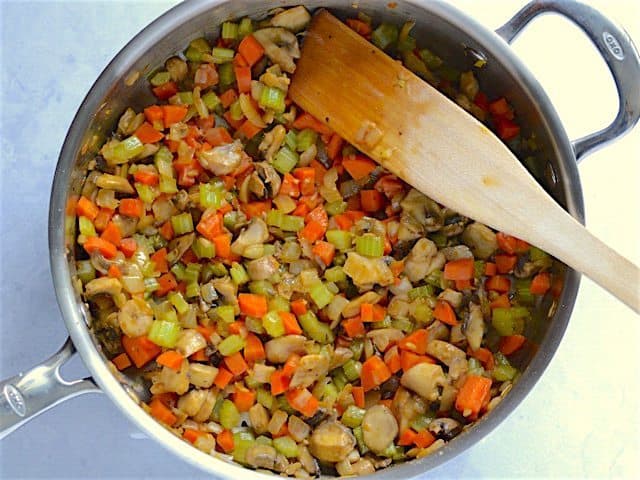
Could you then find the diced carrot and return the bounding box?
[270,369,291,396]
[495,117,520,141]
[291,202,309,217]
[484,262,497,276]
[352,386,365,408]
[119,198,144,218]
[413,429,436,448]
[470,347,495,371]
[112,352,132,371]
[93,207,113,232]
[181,249,198,265]
[238,293,268,318]
[156,350,185,371]
[217,429,235,453]
[243,333,266,364]
[196,209,223,241]
[490,294,511,310]
[237,34,265,67]
[219,89,238,108]
[326,133,344,160]
[397,329,429,354]
[360,303,374,322]
[243,200,272,218]
[455,375,492,418]
[282,353,301,377]
[183,428,207,444]
[374,175,404,198]
[383,346,402,374]
[334,213,354,231]
[233,385,257,412]
[194,63,219,88]
[455,279,472,290]
[292,112,333,135]
[433,300,458,326]
[360,355,392,392]
[488,97,514,120]
[134,121,164,144]
[133,168,160,186]
[205,127,233,147]
[156,272,178,296]
[400,350,436,372]
[152,81,178,100]
[398,428,418,446]
[495,254,518,274]
[444,258,475,281]
[346,18,372,36]
[83,236,117,259]
[122,335,161,369]
[279,311,302,335]
[162,105,188,128]
[76,196,99,221]
[551,274,563,299]
[149,398,177,426]
[214,367,234,389]
[190,349,208,362]
[499,334,526,355]
[342,316,365,338]
[344,210,365,222]
[119,237,137,257]
[286,388,319,418]
[234,65,252,93]
[485,275,511,293]
[279,173,300,198]
[196,324,216,343]
[212,233,232,260]
[343,155,376,180]
[107,264,122,278]
[150,247,169,273]
[530,272,551,295]
[238,119,263,139]
[299,220,326,243]
[310,159,329,183]
[290,299,308,316]
[100,221,122,247]
[312,241,335,266]
[292,167,316,196]
[224,352,248,376]
[144,105,164,123]
[360,189,384,212]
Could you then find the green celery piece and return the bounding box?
[281,215,304,232]
[371,23,398,50]
[273,146,299,174]
[295,129,318,152]
[168,291,189,315]
[219,400,241,429]
[273,436,298,458]
[263,311,285,337]
[299,311,334,344]
[326,230,353,250]
[221,21,239,40]
[218,334,246,356]
[309,282,334,309]
[342,360,362,382]
[230,262,250,285]
[76,260,96,284]
[238,17,253,38]
[148,320,181,348]
[170,212,194,235]
[150,71,171,86]
[211,47,235,64]
[259,86,286,113]
[355,234,384,257]
[341,405,365,428]
[215,305,235,324]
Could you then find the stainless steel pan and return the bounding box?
[2,1,638,477]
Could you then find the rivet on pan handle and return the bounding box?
[496,0,640,162]
[0,337,100,439]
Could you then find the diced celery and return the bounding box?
[168,291,190,315]
[514,278,534,305]
[412,301,433,324]
[238,17,253,38]
[324,266,346,283]
[430,231,447,248]
[326,230,353,251]
[355,234,384,257]
[159,176,178,194]
[273,194,296,213]
[76,260,96,284]
[493,353,517,381]
[218,62,235,86]
[176,91,193,105]
[277,395,295,414]
[529,246,549,262]
[185,282,200,299]
[154,147,174,175]
[184,263,202,283]
[223,211,240,230]
[353,426,369,454]
[425,269,444,289]
[298,311,334,344]
[210,262,228,277]
[230,262,250,285]
[243,244,265,260]
[410,412,435,431]
[150,71,171,86]
[249,280,274,296]
[106,135,144,164]
[263,311,285,337]
[211,47,235,64]
[309,282,334,309]
[284,130,297,151]
[215,305,235,324]
[371,23,398,50]
[192,237,216,259]
[273,436,298,458]
[281,215,304,232]
[419,48,443,69]
[256,387,274,409]
[171,212,194,235]
[266,209,284,228]
[156,304,178,323]
[200,182,225,209]
[185,37,210,62]
[202,91,221,110]
[341,405,365,428]
[349,338,364,360]
[342,360,362,382]
[269,296,290,313]
[245,316,265,335]
[135,183,159,204]
[255,436,273,446]
[467,357,485,377]
[295,129,318,152]
[148,320,182,348]
[380,443,405,460]
[144,277,159,294]
[259,86,286,113]
[229,99,243,121]
[78,216,97,238]
[407,284,434,301]
[325,200,347,216]
[220,399,241,429]
[221,21,239,40]
[170,263,186,282]
[218,334,246,356]
[391,317,414,332]
[272,146,299,174]
[332,369,348,391]
[492,307,529,336]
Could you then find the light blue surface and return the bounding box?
[0,1,638,479]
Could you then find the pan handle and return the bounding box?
[496,0,640,162]
[0,337,100,439]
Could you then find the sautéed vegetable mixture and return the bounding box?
[75,6,558,477]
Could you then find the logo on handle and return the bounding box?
[3,384,26,417]
[602,31,625,61]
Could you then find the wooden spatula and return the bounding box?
[289,10,639,313]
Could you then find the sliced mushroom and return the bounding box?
[465,303,485,351]
[341,291,382,318]
[404,238,446,282]
[343,252,394,288]
[461,222,497,260]
[265,335,308,363]
[177,388,208,417]
[118,297,153,337]
[165,56,188,82]
[309,420,356,463]
[288,415,311,442]
[290,354,330,389]
[246,444,277,470]
[155,360,189,395]
[400,189,444,233]
[427,320,450,341]
[269,6,311,32]
[329,347,353,369]
[253,28,300,73]
[391,386,428,433]
[249,162,282,199]
[231,218,269,256]
[362,405,398,453]
[188,363,218,388]
[400,363,446,401]
[84,277,122,297]
[426,340,468,380]
[193,389,217,423]
[366,328,404,352]
[246,255,280,281]
[197,139,244,175]
[175,329,207,357]
[251,362,276,383]
[211,276,238,306]
[428,417,462,441]
[438,288,463,309]
[442,245,473,261]
[167,233,195,265]
[249,403,270,435]
[259,124,286,162]
[95,173,134,194]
